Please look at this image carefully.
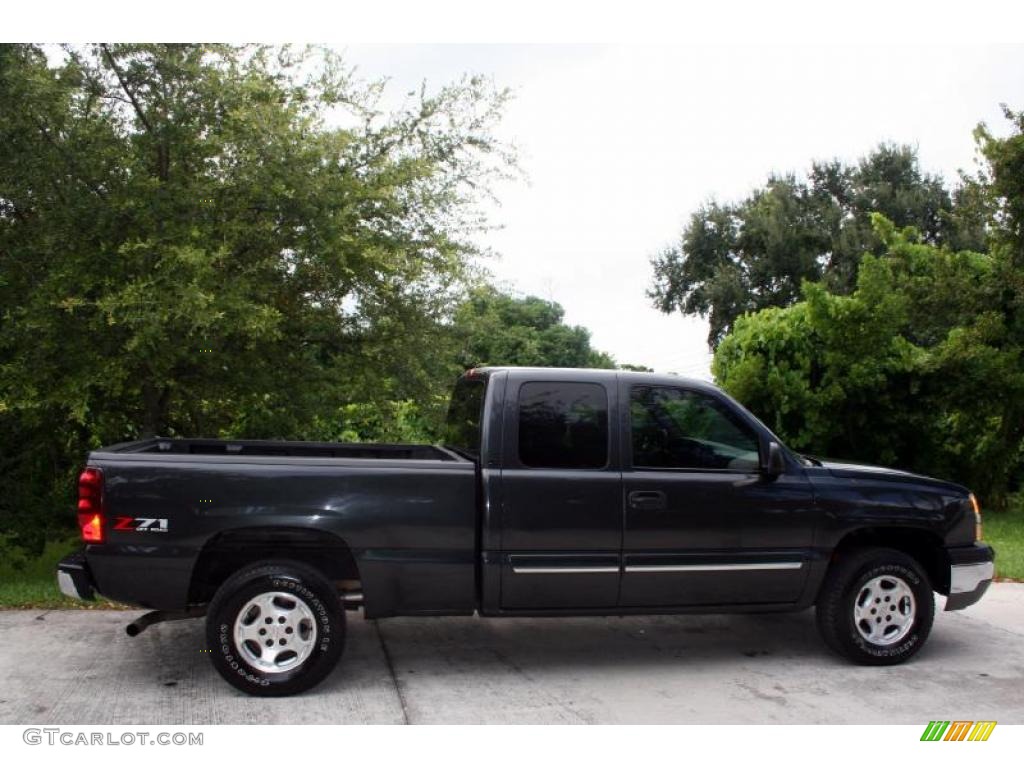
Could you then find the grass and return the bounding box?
[0,538,123,610]
[985,503,1024,582]
[1,499,1021,608]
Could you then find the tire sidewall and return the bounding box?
[207,565,343,696]
[840,558,932,663]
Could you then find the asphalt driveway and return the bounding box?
[1,584,1021,724]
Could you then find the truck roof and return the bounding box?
[466,366,715,389]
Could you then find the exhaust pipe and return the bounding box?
[126,606,206,637]
[128,592,360,636]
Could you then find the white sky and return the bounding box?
[347,45,1024,377]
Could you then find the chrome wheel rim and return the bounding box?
[853,575,916,646]
[233,591,317,673]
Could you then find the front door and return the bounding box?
[618,383,815,607]
[499,377,622,609]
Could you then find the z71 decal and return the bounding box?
[114,517,169,533]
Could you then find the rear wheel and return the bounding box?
[206,561,345,696]
[816,547,934,665]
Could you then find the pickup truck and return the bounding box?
[58,367,995,696]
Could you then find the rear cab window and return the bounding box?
[444,375,488,459]
[517,382,609,469]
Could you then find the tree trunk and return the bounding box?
[140,383,169,438]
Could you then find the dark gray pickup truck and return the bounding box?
[58,367,995,695]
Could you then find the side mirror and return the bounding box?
[761,441,786,478]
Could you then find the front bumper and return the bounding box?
[944,543,995,612]
[57,551,96,601]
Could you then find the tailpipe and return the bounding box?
[126,606,207,637]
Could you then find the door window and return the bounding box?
[630,385,759,471]
[518,382,608,469]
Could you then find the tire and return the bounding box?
[815,547,934,665]
[205,560,345,696]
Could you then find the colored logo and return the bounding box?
[920,721,996,741]
[113,516,169,533]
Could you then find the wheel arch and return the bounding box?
[829,526,951,594]
[188,526,361,606]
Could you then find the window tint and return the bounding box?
[518,382,608,469]
[630,386,760,471]
[443,377,486,458]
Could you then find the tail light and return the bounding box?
[969,493,982,542]
[77,467,105,543]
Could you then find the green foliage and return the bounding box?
[318,400,441,444]
[713,215,1024,505]
[452,285,618,370]
[975,106,1024,261]
[617,363,654,372]
[651,144,987,347]
[0,44,514,553]
[0,44,629,558]
[703,108,1024,507]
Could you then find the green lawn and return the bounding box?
[1,502,1021,609]
[985,506,1024,581]
[0,538,123,609]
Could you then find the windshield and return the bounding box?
[443,376,486,459]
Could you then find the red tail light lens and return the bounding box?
[77,467,105,543]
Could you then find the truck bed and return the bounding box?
[100,437,461,462]
[82,436,478,615]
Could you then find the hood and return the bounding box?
[817,458,969,495]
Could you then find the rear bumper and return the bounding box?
[56,551,96,601]
[944,543,995,612]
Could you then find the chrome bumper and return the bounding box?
[56,551,95,601]
[57,570,82,600]
[945,546,995,612]
[950,561,994,594]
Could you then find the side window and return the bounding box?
[630,385,760,471]
[518,382,609,469]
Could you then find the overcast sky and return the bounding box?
[342,44,1024,378]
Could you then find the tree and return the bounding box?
[973,105,1024,493]
[452,286,618,370]
[976,106,1024,264]
[712,214,1024,506]
[0,44,513,551]
[650,144,987,348]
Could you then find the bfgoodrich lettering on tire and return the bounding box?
[205,560,345,696]
[816,547,934,665]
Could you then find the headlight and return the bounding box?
[969,493,982,542]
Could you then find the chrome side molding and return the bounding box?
[511,566,619,574]
[510,561,804,574]
[626,562,802,573]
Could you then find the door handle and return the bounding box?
[628,490,667,511]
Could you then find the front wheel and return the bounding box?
[816,547,934,665]
[206,561,345,696]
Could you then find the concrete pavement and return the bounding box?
[1,584,1021,724]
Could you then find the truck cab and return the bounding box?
[459,367,817,614]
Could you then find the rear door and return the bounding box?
[618,382,815,607]
[498,375,622,609]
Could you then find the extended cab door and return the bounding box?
[618,381,816,608]
[498,374,622,609]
